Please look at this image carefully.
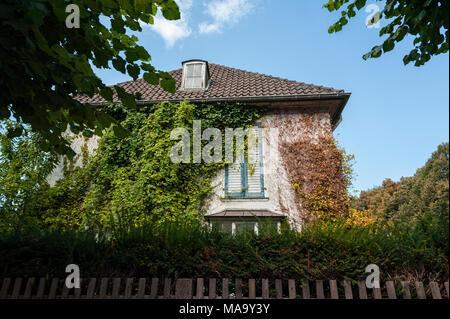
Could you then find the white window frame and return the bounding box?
[181,61,207,90]
[231,221,259,235]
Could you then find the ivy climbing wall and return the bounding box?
[207,107,345,227]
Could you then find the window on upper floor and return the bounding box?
[181,60,210,90]
[224,124,264,198]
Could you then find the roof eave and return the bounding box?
[85,92,351,106]
[82,92,351,129]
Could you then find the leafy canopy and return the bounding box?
[0,120,57,230]
[354,142,449,224]
[324,0,449,66]
[0,0,180,156]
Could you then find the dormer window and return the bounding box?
[181,60,210,90]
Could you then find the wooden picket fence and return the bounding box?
[0,277,448,299]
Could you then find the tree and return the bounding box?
[0,0,180,156]
[354,142,449,222]
[0,120,57,230]
[324,0,449,66]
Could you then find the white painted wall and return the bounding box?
[46,131,99,187]
[205,109,333,228]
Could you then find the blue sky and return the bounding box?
[94,0,449,193]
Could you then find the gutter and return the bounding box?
[86,92,351,106]
[85,92,351,128]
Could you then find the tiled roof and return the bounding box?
[76,63,346,104]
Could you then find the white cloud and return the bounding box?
[145,0,193,47]
[199,0,253,34]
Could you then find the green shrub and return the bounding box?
[0,216,447,283]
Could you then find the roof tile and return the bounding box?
[76,63,345,104]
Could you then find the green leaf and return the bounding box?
[97,112,115,128]
[127,64,140,80]
[143,72,159,85]
[115,85,137,109]
[160,78,176,93]
[100,87,114,102]
[355,0,366,10]
[6,126,23,138]
[112,57,126,73]
[383,40,395,53]
[161,1,181,20]
[112,123,128,138]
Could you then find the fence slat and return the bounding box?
[429,282,441,299]
[222,279,229,299]
[386,281,396,299]
[209,279,216,299]
[195,278,204,299]
[48,278,58,299]
[112,278,121,298]
[415,282,426,299]
[150,278,158,299]
[4,277,446,300]
[330,280,339,299]
[0,278,11,299]
[125,278,133,299]
[74,279,82,299]
[343,280,353,299]
[36,278,46,299]
[445,282,449,299]
[99,278,108,299]
[86,278,97,299]
[401,281,411,299]
[373,287,382,299]
[11,278,22,299]
[248,279,256,299]
[137,278,146,299]
[262,279,269,299]
[357,281,367,299]
[175,279,192,299]
[288,279,296,299]
[275,279,283,299]
[301,281,310,299]
[163,278,171,299]
[316,280,324,299]
[163,278,172,299]
[61,280,69,298]
[235,279,242,299]
[23,277,35,299]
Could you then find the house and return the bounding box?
[63,60,350,232]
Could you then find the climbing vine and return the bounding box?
[30,101,264,229]
[274,111,351,221]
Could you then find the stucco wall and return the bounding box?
[206,108,333,227]
[46,131,99,187]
